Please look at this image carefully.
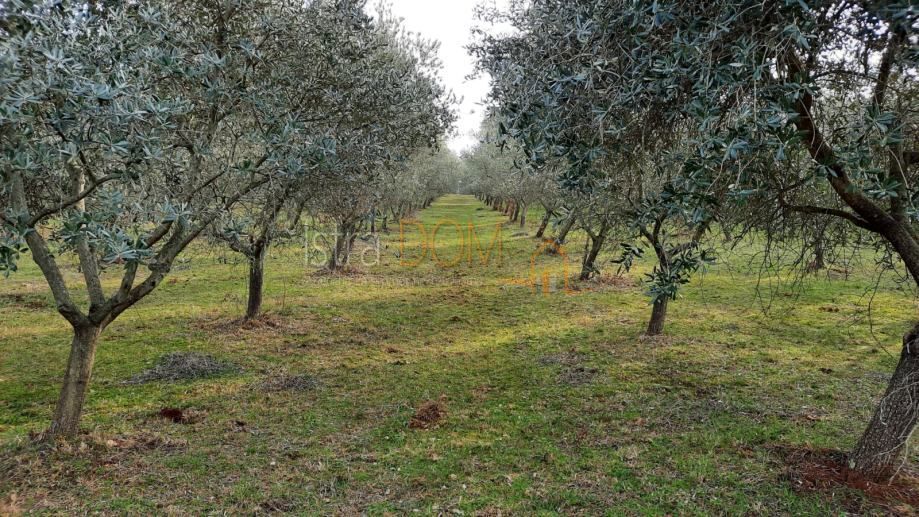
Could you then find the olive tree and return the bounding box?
[305,9,454,271]
[211,0,453,317]
[463,118,560,232]
[472,12,717,335]
[473,0,919,479]
[0,0,320,437]
[379,146,462,231]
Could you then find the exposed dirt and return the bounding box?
[539,241,563,255]
[1,430,187,510]
[194,314,316,342]
[538,350,599,386]
[153,407,206,425]
[590,274,639,289]
[158,408,186,423]
[781,445,919,513]
[0,493,21,516]
[409,399,446,430]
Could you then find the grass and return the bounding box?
[1,194,917,514]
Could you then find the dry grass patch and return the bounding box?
[124,352,239,385]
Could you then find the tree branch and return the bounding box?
[785,203,875,231]
[783,50,898,233]
[26,174,122,227]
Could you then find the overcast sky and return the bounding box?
[378,0,508,155]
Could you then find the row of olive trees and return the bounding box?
[0,0,453,437]
[209,7,455,317]
[472,0,918,480]
[461,119,566,233]
[307,145,461,273]
[463,119,706,312]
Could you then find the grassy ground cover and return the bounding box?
[1,194,917,514]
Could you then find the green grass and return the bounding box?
[1,194,917,514]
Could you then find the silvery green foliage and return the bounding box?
[381,145,461,214]
[305,4,456,262]
[1,2,187,277]
[462,120,564,218]
[472,5,721,301]
[0,0,352,326]
[475,1,918,280]
[0,0,456,435]
[216,1,455,263]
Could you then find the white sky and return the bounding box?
[375,0,508,155]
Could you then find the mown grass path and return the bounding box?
[1,195,917,513]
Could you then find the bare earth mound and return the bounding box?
[409,399,446,430]
[125,352,239,385]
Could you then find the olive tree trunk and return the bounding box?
[553,209,579,247]
[646,297,669,336]
[50,325,102,437]
[329,221,358,271]
[809,236,826,273]
[535,210,553,239]
[245,242,267,320]
[846,219,919,479]
[580,224,609,280]
[645,226,671,336]
[784,43,919,481]
[850,323,919,480]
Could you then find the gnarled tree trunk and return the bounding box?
[645,226,672,336]
[580,224,609,280]
[329,221,358,271]
[50,324,102,437]
[553,209,578,247]
[245,242,267,320]
[850,323,919,481]
[646,297,669,336]
[535,210,553,239]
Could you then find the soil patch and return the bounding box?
[152,407,206,425]
[409,400,446,430]
[781,445,919,512]
[194,313,315,339]
[539,350,599,385]
[591,274,639,289]
[538,349,585,367]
